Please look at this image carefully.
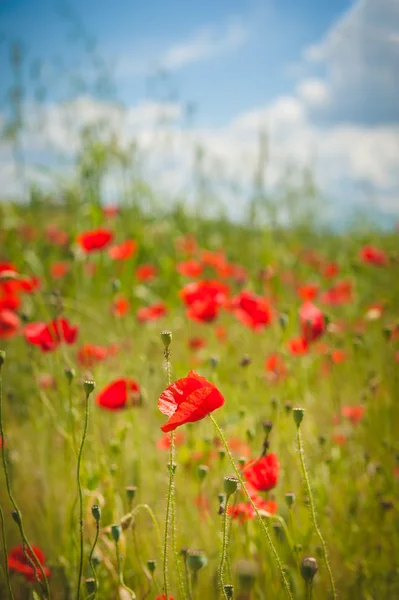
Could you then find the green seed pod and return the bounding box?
[160,330,172,349]
[224,476,239,496]
[147,559,156,574]
[224,584,234,599]
[111,524,122,543]
[64,367,75,383]
[285,492,296,508]
[197,465,209,481]
[84,380,96,397]
[187,549,208,573]
[91,504,101,522]
[293,407,305,427]
[300,557,318,584]
[85,578,96,594]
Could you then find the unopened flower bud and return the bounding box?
[238,456,246,468]
[187,549,207,573]
[224,584,234,599]
[85,578,96,594]
[160,330,172,349]
[84,380,96,397]
[300,557,318,583]
[147,559,156,574]
[224,476,239,496]
[91,504,101,522]
[262,420,273,435]
[197,465,209,481]
[64,367,75,383]
[111,524,122,543]
[240,354,251,367]
[125,485,137,504]
[285,492,296,508]
[293,407,305,427]
[11,510,21,526]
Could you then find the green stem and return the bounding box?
[0,503,14,599]
[0,361,50,599]
[130,504,163,557]
[115,540,136,598]
[87,519,100,599]
[296,427,336,600]
[163,435,175,600]
[210,414,293,600]
[76,391,90,600]
[219,494,231,599]
[68,381,78,454]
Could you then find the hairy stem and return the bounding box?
[76,391,90,600]
[0,503,14,599]
[219,494,231,599]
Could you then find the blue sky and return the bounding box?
[0,0,398,222]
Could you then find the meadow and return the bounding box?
[0,193,398,600]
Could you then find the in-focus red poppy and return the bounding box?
[96,378,141,410]
[299,302,325,343]
[77,343,108,368]
[320,279,353,306]
[341,405,365,425]
[156,431,186,450]
[288,336,308,355]
[158,370,224,433]
[230,291,273,331]
[108,239,137,260]
[0,309,20,339]
[297,283,318,301]
[77,228,113,253]
[136,263,157,281]
[8,545,51,582]
[111,296,130,317]
[359,245,388,267]
[50,261,70,279]
[188,337,207,351]
[177,260,203,277]
[137,302,167,322]
[25,318,78,352]
[242,453,279,491]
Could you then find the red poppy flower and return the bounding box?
[136,263,157,281]
[18,275,40,294]
[187,297,221,323]
[331,349,346,364]
[177,260,203,277]
[242,453,279,492]
[180,280,229,307]
[96,378,141,410]
[201,249,227,270]
[228,498,277,522]
[322,262,340,278]
[158,370,224,433]
[215,325,227,342]
[299,302,325,343]
[175,234,197,256]
[0,309,20,339]
[50,261,70,279]
[45,224,69,246]
[37,373,56,390]
[156,595,175,600]
[265,353,287,381]
[156,431,186,450]
[108,239,137,260]
[231,291,273,331]
[297,283,318,301]
[102,205,120,218]
[111,296,130,317]
[188,337,207,351]
[25,318,78,352]
[288,336,308,355]
[341,405,365,425]
[0,282,20,312]
[8,545,51,582]
[359,245,388,267]
[137,302,167,322]
[320,280,353,305]
[77,228,113,253]
[77,343,108,368]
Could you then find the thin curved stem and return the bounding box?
[296,427,337,599]
[87,519,100,599]
[163,436,175,600]
[76,391,90,600]
[210,414,293,600]
[0,503,14,599]
[115,540,136,598]
[219,494,231,599]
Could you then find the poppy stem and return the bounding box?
[209,414,293,600]
[87,514,100,599]
[219,493,232,599]
[296,427,337,600]
[115,538,136,598]
[0,503,14,600]
[76,384,94,600]
[0,353,51,599]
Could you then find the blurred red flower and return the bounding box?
[341,405,365,425]
[180,280,229,307]
[108,239,137,260]
[177,260,203,277]
[158,370,224,433]
[320,280,353,305]
[96,378,141,410]
[322,261,340,278]
[231,291,273,331]
[156,595,175,600]
[188,337,207,351]
[299,302,325,343]
[50,261,70,279]
[45,224,69,246]
[136,263,157,281]
[111,296,130,317]
[25,318,78,352]
[77,228,113,252]
[242,454,279,491]
[175,234,197,256]
[288,337,308,355]
[0,309,20,339]
[228,498,277,522]
[8,545,51,582]
[77,343,108,368]
[137,302,167,322]
[187,298,221,323]
[102,205,120,218]
[265,353,287,381]
[359,245,388,267]
[297,283,318,301]
[156,431,186,450]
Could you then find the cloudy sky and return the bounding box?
[0,0,398,223]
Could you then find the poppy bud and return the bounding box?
[240,354,251,367]
[64,367,75,383]
[285,492,296,508]
[187,549,208,573]
[284,402,292,414]
[125,486,137,504]
[84,380,96,397]
[85,578,96,594]
[0,350,5,369]
[91,504,101,522]
[300,557,318,583]
[224,476,239,496]
[262,420,273,435]
[197,465,209,481]
[160,330,172,349]
[236,559,257,591]
[293,408,305,427]
[111,524,122,543]
[272,521,284,541]
[147,559,156,573]
[224,584,234,599]
[238,456,246,468]
[218,448,226,461]
[218,493,226,505]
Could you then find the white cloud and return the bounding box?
[297,79,330,106]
